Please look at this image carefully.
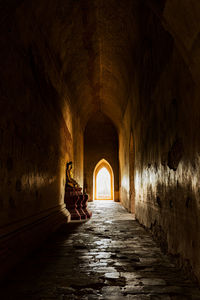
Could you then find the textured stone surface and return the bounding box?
[0,201,200,299]
[131,1,200,283]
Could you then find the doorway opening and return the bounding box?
[93,159,114,200]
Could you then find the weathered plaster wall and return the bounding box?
[73,112,84,187]
[119,101,132,211]
[84,112,119,201]
[0,2,75,277]
[132,0,200,282]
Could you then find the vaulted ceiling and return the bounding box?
[3,0,199,129]
[11,0,140,129]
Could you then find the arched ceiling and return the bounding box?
[13,0,139,130]
[4,0,200,129]
[54,0,138,129]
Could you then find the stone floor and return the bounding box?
[1,201,200,300]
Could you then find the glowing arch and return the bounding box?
[93,159,114,200]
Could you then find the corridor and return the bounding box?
[1,201,200,300]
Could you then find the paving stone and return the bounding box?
[141,278,167,286]
[0,200,200,299]
[104,272,120,279]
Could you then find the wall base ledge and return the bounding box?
[0,205,70,279]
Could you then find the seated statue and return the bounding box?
[66,161,79,188]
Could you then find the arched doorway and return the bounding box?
[93,159,114,200]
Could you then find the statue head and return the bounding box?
[66,161,72,170]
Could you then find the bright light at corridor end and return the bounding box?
[93,159,114,200]
[96,167,111,199]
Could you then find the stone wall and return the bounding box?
[119,101,132,211]
[132,0,200,282]
[73,112,84,188]
[0,1,74,278]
